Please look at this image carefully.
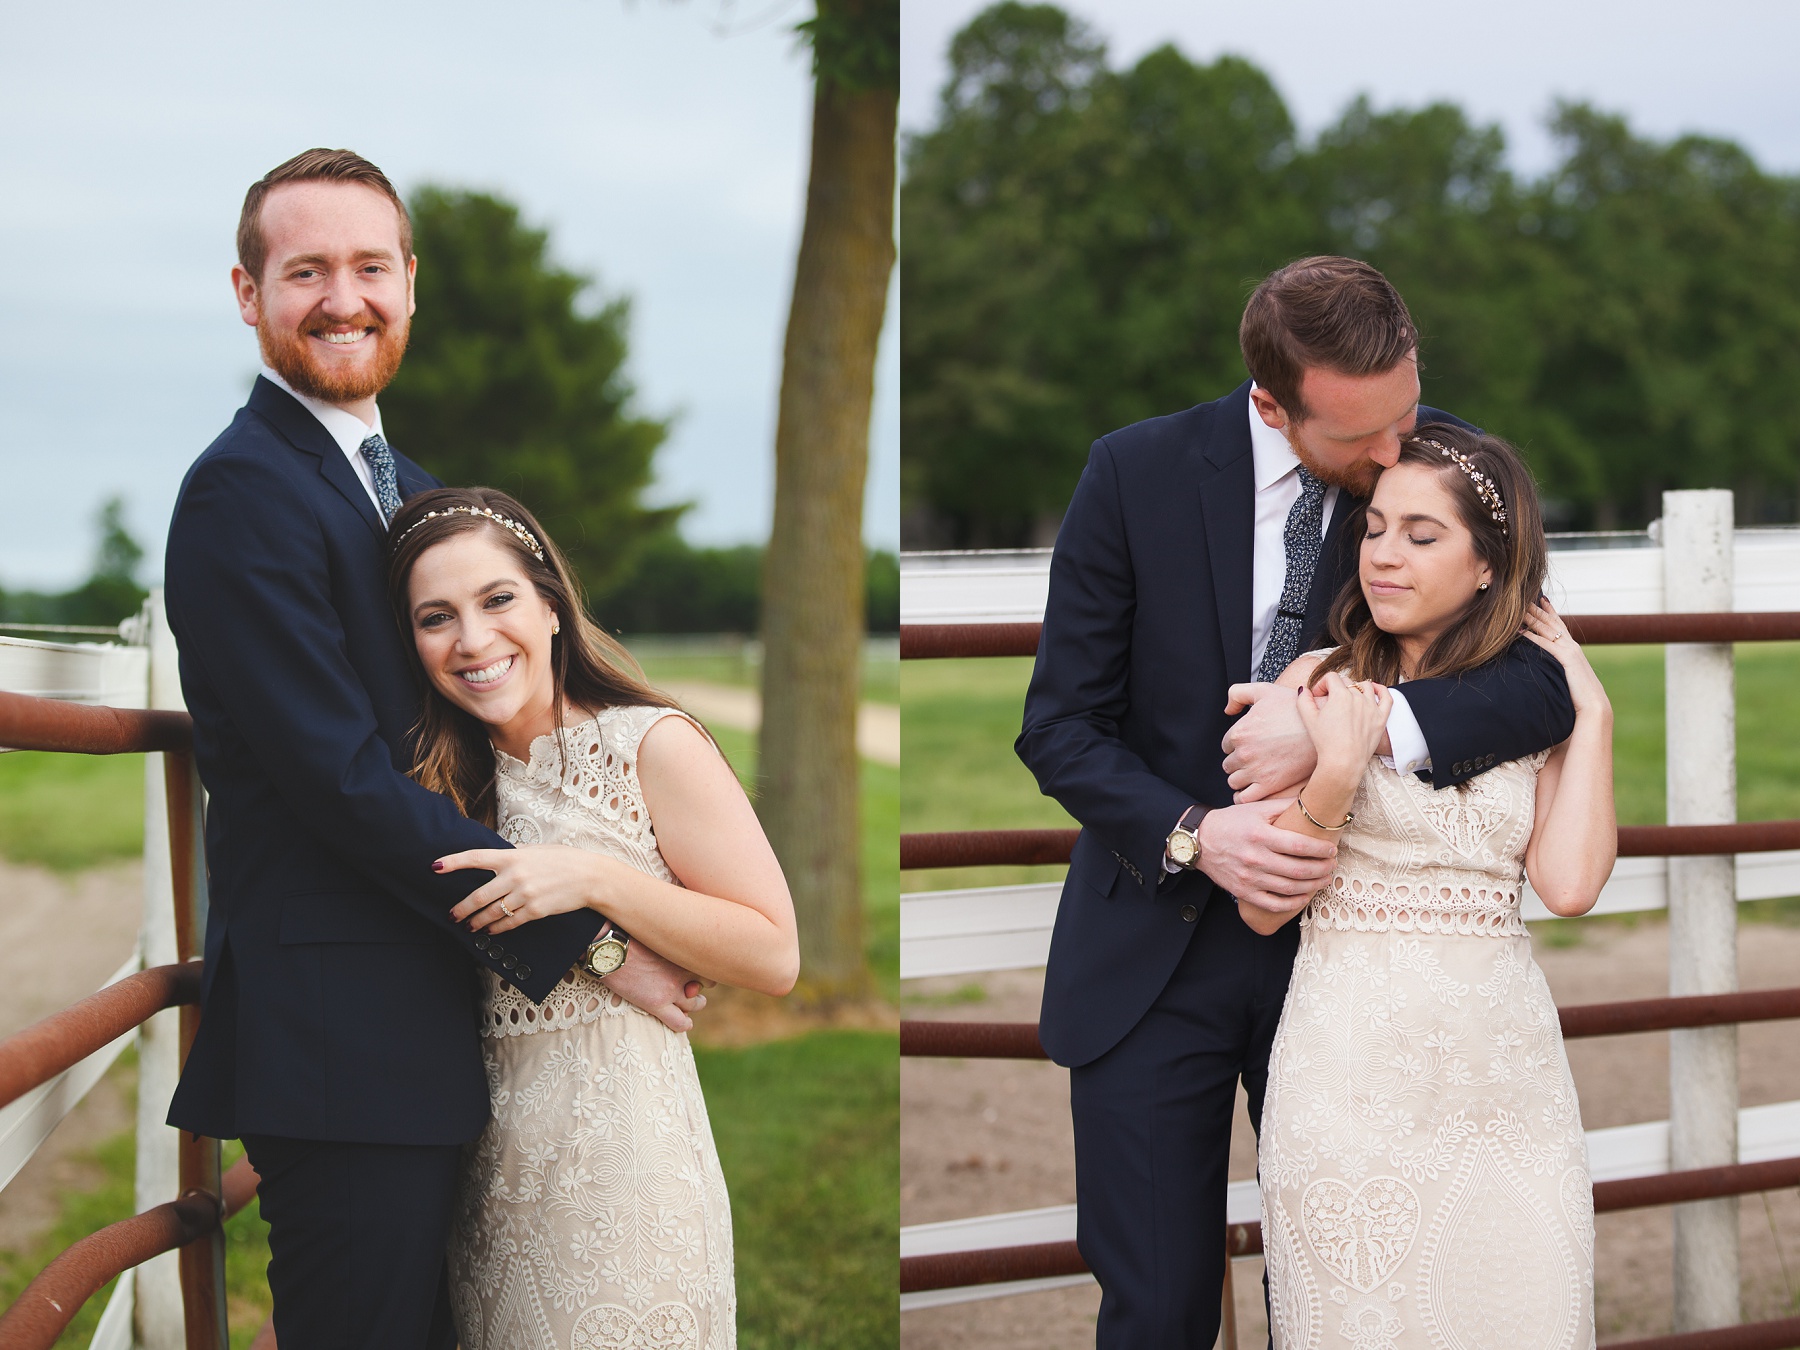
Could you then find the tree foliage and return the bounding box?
[0,497,148,628]
[382,187,678,593]
[902,3,1800,543]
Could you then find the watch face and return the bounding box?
[1168,831,1197,865]
[589,937,628,975]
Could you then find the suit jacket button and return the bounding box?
[501,953,517,970]
[1486,753,1496,766]
[516,964,531,980]
[1453,760,1466,774]
[1181,904,1198,922]
[472,936,489,952]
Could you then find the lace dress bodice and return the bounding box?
[449,704,735,1350]
[480,704,687,1038]
[1261,742,1594,1350]
[1307,748,1550,940]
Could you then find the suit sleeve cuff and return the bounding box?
[1381,688,1431,774]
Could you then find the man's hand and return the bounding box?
[1196,798,1337,915]
[599,941,707,1033]
[1222,683,1317,802]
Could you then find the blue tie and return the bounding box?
[360,432,403,525]
[1257,466,1328,683]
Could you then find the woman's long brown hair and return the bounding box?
[386,486,685,827]
[1311,423,1548,687]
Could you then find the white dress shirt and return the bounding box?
[1244,387,1430,776]
[259,365,387,514]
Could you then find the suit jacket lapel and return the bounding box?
[247,377,388,544]
[1198,382,1257,686]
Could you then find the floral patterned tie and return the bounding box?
[1256,465,1327,683]
[360,432,403,525]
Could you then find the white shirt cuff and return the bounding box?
[1380,688,1431,775]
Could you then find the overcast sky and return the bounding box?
[0,0,896,590]
[905,2,1800,177]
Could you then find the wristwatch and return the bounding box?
[583,922,632,977]
[1165,805,1209,869]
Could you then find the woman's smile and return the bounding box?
[457,654,517,688]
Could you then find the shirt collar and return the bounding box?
[260,364,386,460]
[1246,382,1305,494]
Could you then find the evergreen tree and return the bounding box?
[381,188,678,595]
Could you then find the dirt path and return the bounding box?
[654,679,900,766]
[901,918,1800,1348]
[0,858,142,1255]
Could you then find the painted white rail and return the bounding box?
[899,528,1800,626]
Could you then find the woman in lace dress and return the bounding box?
[1243,426,1615,1349]
[384,487,799,1350]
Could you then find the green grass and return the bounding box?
[0,751,145,870]
[697,1031,897,1349]
[900,645,1800,893]
[632,640,900,706]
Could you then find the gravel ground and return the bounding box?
[901,919,1800,1348]
[0,858,142,1254]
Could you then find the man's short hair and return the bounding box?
[1239,256,1418,421]
[237,148,412,284]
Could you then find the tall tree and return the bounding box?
[381,188,677,595]
[903,3,1800,540]
[759,0,898,1005]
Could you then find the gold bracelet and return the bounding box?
[1297,797,1353,831]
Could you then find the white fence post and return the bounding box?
[1662,491,1741,1330]
[134,589,185,1350]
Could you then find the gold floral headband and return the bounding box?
[396,506,545,561]
[1416,438,1507,533]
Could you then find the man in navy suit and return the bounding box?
[164,149,703,1350]
[1016,257,1576,1348]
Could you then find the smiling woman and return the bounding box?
[383,483,799,1348]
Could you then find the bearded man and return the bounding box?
[1017,256,1577,1348]
[163,149,702,1350]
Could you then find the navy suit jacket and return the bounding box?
[165,377,603,1145]
[1018,382,1575,1067]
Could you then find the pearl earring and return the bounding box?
[551,617,561,635]
[1478,582,1490,591]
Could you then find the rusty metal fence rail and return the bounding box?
[0,689,250,1350]
[900,606,1800,1347]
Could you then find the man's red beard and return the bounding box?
[1286,426,1383,498]
[259,309,408,404]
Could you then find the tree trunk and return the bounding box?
[758,74,896,1006]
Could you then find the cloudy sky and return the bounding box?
[0,0,896,590]
[905,2,1800,176]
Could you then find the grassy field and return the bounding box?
[632,638,900,706]
[0,709,897,1346]
[901,643,1800,894]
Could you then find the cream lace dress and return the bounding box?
[448,705,735,1350]
[1260,741,1595,1350]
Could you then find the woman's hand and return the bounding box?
[1521,600,1609,719]
[442,844,621,935]
[1297,671,1392,777]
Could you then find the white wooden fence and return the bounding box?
[899,516,1800,1319]
[0,594,186,1349]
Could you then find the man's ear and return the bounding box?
[406,252,418,317]
[231,264,260,327]
[1249,384,1290,432]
